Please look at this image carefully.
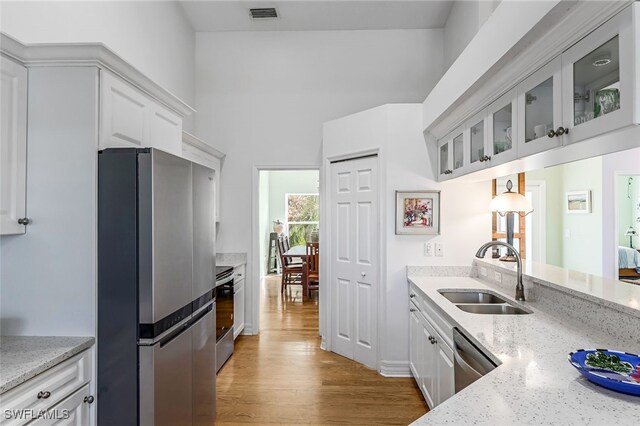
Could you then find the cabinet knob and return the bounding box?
[409,294,416,298]
[483,155,491,162]
[37,391,51,399]
[83,395,95,404]
[409,308,416,312]
[428,336,437,344]
[547,129,556,138]
[555,127,569,136]
[18,218,30,225]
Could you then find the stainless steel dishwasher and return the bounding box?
[453,328,497,393]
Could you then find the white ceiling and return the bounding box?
[179,1,454,32]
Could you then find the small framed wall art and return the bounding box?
[396,190,440,235]
[566,190,591,214]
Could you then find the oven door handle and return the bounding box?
[216,273,235,286]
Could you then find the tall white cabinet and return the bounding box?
[0,56,28,235]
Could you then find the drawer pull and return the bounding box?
[83,395,95,404]
[409,308,416,312]
[409,294,416,298]
[37,391,51,399]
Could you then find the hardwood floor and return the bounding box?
[215,276,428,425]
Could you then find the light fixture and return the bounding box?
[624,226,638,249]
[490,180,533,262]
[592,53,612,67]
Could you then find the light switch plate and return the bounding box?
[423,242,433,257]
[494,271,502,283]
[435,242,443,257]
[480,266,488,277]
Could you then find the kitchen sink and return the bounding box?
[455,304,532,315]
[438,290,508,304]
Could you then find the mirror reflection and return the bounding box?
[494,147,640,283]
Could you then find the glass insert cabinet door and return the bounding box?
[562,5,634,146]
[469,120,484,165]
[487,88,517,165]
[439,142,449,176]
[517,56,562,158]
[573,36,620,126]
[452,133,464,170]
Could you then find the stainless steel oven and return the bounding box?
[453,328,497,393]
[215,266,234,372]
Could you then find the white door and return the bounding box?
[0,56,28,235]
[330,155,378,368]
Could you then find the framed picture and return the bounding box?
[396,191,440,235]
[566,190,591,214]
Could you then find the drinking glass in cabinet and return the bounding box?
[524,77,553,142]
[573,36,620,126]
[493,104,513,155]
[470,121,484,164]
[453,134,464,170]
[440,144,449,175]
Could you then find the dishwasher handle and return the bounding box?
[453,328,497,377]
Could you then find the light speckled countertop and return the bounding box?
[408,276,639,425]
[216,252,246,268]
[0,336,94,394]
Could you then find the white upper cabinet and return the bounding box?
[433,3,640,181]
[0,56,28,235]
[486,88,518,166]
[560,6,637,145]
[100,70,183,156]
[516,56,563,158]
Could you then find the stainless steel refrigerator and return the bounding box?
[97,148,216,426]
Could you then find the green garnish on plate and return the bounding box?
[585,351,633,375]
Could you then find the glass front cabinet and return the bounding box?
[436,4,639,182]
[560,6,636,145]
[437,126,465,181]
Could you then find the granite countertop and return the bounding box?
[408,276,639,425]
[0,336,95,394]
[216,252,247,268]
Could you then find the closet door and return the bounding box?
[330,155,379,368]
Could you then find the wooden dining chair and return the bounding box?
[283,235,302,265]
[305,242,319,298]
[277,236,305,294]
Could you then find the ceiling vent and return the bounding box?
[249,8,278,20]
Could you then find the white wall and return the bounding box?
[1,67,98,336]
[322,104,492,371]
[443,0,500,70]
[0,0,196,127]
[196,29,445,333]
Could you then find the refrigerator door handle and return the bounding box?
[160,321,191,348]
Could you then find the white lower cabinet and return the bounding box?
[30,384,91,426]
[0,350,93,426]
[233,264,246,339]
[409,287,454,409]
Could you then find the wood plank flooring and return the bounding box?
[215,276,428,425]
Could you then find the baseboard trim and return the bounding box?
[241,324,254,336]
[379,360,412,377]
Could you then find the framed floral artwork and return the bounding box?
[395,191,440,235]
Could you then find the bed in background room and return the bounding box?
[619,246,640,283]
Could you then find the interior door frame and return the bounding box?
[250,164,320,336]
[321,148,383,371]
[612,171,640,279]
[524,180,547,263]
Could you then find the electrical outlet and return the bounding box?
[423,242,433,257]
[494,271,502,283]
[435,242,443,257]
[480,266,488,277]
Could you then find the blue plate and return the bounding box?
[568,349,640,396]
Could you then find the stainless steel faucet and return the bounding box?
[475,241,525,302]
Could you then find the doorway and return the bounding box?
[617,174,640,283]
[257,169,321,329]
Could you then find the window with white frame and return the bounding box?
[285,193,319,246]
